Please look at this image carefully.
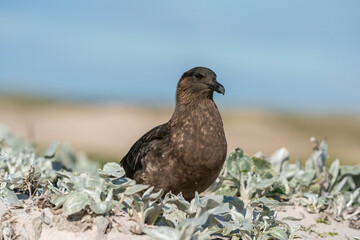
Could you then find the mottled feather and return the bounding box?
[121,123,170,179]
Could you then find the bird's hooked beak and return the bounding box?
[207,80,225,95]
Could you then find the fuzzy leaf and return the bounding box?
[239,157,251,172]
[63,191,89,215]
[0,188,19,205]
[266,227,288,240]
[44,141,59,158]
[144,204,164,225]
[89,189,113,214]
[327,159,340,193]
[269,147,289,172]
[124,184,149,195]
[98,162,125,178]
[163,192,190,211]
[50,194,67,209]
[143,227,183,240]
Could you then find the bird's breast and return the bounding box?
[170,104,227,168]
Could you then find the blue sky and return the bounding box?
[0,1,359,112]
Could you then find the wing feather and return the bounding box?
[120,123,170,178]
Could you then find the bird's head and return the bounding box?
[177,67,225,101]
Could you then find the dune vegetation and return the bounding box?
[1,123,359,239]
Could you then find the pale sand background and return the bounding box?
[1,96,359,165]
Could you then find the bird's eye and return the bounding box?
[195,74,203,79]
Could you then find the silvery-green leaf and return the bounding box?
[254,151,267,160]
[214,210,251,233]
[278,175,290,194]
[346,187,360,209]
[163,192,190,211]
[256,178,276,190]
[144,227,182,240]
[239,157,251,172]
[239,218,253,232]
[304,193,318,205]
[320,139,328,154]
[57,178,73,192]
[251,157,273,173]
[309,139,327,175]
[347,236,360,240]
[0,188,19,205]
[269,147,289,173]
[334,194,346,216]
[250,197,281,209]
[305,158,314,171]
[0,171,23,185]
[89,188,113,214]
[98,162,125,178]
[344,207,360,220]
[124,184,149,195]
[148,189,164,201]
[189,193,221,217]
[281,162,299,179]
[47,184,62,194]
[57,170,79,182]
[207,202,231,217]
[331,176,350,195]
[309,183,321,194]
[109,177,135,190]
[144,204,164,225]
[191,230,211,240]
[266,227,288,240]
[89,199,112,214]
[340,165,360,176]
[0,152,8,161]
[142,186,155,199]
[63,191,89,215]
[224,150,243,178]
[348,177,356,190]
[50,194,67,209]
[222,196,244,210]
[177,211,209,238]
[163,205,187,225]
[228,205,245,221]
[316,197,328,210]
[215,218,239,232]
[77,175,103,195]
[44,141,59,158]
[301,170,316,187]
[328,159,340,191]
[310,139,327,175]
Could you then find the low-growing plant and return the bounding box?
[1,124,360,240]
[210,136,360,222]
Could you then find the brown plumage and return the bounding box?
[120,67,227,200]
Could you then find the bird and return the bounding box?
[120,66,227,200]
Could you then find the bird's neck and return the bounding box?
[171,92,216,123]
[175,87,213,106]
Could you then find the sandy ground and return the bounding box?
[1,200,359,240]
[1,98,360,164]
[0,201,151,240]
[277,204,360,239]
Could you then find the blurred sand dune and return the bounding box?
[1,97,359,165]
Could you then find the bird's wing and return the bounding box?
[120,123,170,178]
